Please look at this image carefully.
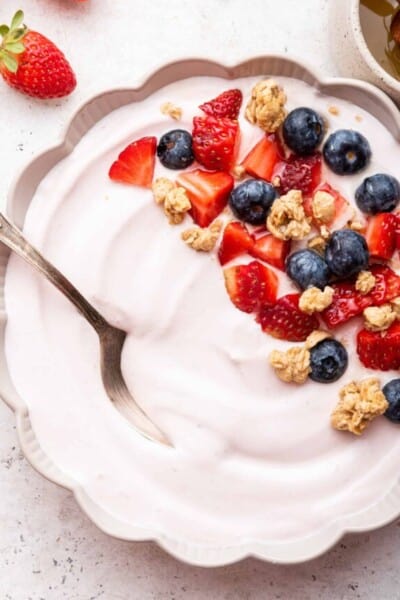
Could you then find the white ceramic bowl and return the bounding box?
[3,56,400,567]
[330,0,400,104]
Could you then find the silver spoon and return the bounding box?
[0,213,171,447]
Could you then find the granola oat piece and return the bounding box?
[347,220,365,233]
[232,165,246,180]
[160,101,182,121]
[319,224,330,240]
[305,329,332,350]
[267,190,311,240]
[269,346,311,384]
[245,79,287,133]
[299,286,334,314]
[356,270,376,295]
[152,177,176,205]
[363,304,396,332]
[164,187,191,225]
[311,190,335,224]
[331,378,388,435]
[307,235,327,255]
[181,220,222,252]
[328,105,339,116]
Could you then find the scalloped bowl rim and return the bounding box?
[3,55,400,567]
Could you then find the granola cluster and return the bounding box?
[363,304,396,332]
[152,178,191,225]
[267,190,311,241]
[331,378,388,435]
[181,220,222,252]
[307,235,327,254]
[269,346,311,384]
[311,190,335,224]
[245,79,287,133]
[299,286,334,314]
[356,270,376,295]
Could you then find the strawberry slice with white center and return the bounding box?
[224,261,278,313]
[257,294,319,342]
[249,233,291,270]
[365,212,398,260]
[177,169,234,227]
[199,88,243,120]
[109,136,157,188]
[242,133,283,181]
[218,221,255,266]
[192,116,240,172]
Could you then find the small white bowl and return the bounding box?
[330,0,400,104]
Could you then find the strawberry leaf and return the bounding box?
[11,10,24,30]
[0,25,9,37]
[7,26,27,43]
[4,42,24,54]
[0,50,18,73]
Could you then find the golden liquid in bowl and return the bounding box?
[360,0,400,79]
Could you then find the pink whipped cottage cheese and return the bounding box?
[4,76,400,545]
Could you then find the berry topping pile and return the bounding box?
[107,78,400,436]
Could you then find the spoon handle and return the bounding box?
[0,213,108,335]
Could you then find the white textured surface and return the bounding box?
[1,0,400,598]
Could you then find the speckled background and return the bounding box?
[1,0,400,598]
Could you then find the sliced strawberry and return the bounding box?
[369,265,400,303]
[274,153,322,196]
[218,222,254,265]
[303,182,350,226]
[224,261,278,313]
[192,116,240,172]
[365,213,397,260]
[177,169,234,227]
[257,294,319,342]
[321,265,400,328]
[395,213,400,250]
[249,233,290,270]
[199,89,243,120]
[108,136,157,187]
[242,134,284,181]
[357,321,400,371]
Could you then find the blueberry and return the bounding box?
[286,249,330,290]
[355,173,400,215]
[229,179,277,225]
[309,339,348,383]
[383,379,400,423]
[325,230,369,278]
[157,129,194,170]
[282,107,325,155]
[323,129,371,175]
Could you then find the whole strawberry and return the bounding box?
[0,10,76,99]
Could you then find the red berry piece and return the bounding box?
[224,261,278,313]
[218,222,254,266]
[177,169,234,227]
[357,322,400,371]
[242,134,284,181]
[257,294,319,342]
[199,88,243,120]
[365,212,397,260]
[109,137,157,187]
[321,265,400,328]
[275,153,322,196]
[249,233,290,270]
[192,116,240,172]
